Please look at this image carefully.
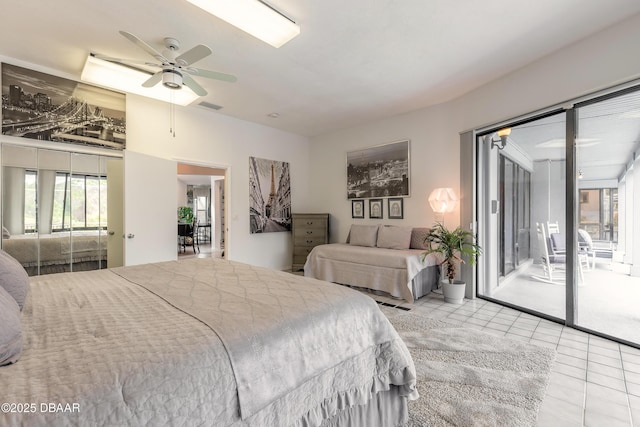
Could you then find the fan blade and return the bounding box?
[187,67,237,83]
[142,72,163,88]
[119,30,168,64]
[182,73,208,96]
[93,53,162,68]
[175,44,212,66]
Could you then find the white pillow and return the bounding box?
[410,227,430,250]
[0,286,22,366]
[377,225,412,249]
[349,224,379,247]
[0,249,30,310]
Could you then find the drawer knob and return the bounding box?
[306,230,313,235]
[306,221,314,225]
[306,240,313,244]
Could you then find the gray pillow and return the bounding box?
[377,225,412,249]
[0,249,29,310]
[0,285,22,366]
[2,226,9,239]
[349,224,379,247]
[410,227,431,250]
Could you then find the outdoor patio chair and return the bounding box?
[534,222,585,284]
[547,221,560,235]
[578,229,614,268]
[535,222,565,283]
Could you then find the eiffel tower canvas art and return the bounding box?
[249,156,291,234]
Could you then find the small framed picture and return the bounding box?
[388,198,404,219]
[351,199,365,218]
[369,199,383,219]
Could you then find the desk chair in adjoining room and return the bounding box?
[178,223,199,254]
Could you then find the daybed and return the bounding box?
[0,255,418,427]
[2,231,107,276]
[305,224,440,302]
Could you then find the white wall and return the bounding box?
[177,180,188,209]
[309,13,640,243]
[125,95,312,270]
[309,102,458,241]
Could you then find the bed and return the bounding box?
[303,225,441,303]
[0,257,418,426]
[304,243,440,303]
[1,231,107,276]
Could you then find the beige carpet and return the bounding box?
[383,308,555,427]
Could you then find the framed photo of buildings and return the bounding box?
[1,63,126,149]
[346,139,410,199]
[249,157,291,234]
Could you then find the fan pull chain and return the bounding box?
[169,92,176,138]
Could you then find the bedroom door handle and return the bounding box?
[108,231,115,236]
[127,234,135,239]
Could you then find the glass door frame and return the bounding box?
[476,108,568,325]
[473,83,640,349]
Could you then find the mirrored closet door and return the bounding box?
[1,144,122,275]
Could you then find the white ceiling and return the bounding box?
[2,0,640,137]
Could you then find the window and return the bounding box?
[24,170,37,233]
[52,173,107,231]
[578,188,617,242]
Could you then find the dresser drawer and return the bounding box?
[293,226,327,239]
[293,253,312,266]
[294,235,326,247]
[293,219,327,233]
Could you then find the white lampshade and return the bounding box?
[428,188,458,213]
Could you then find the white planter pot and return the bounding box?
[442,280,466,304]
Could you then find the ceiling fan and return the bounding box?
[94,30,237,97]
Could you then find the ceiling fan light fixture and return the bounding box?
[162,69,183,90]
[81,55,199,106]
[185,0,300,48]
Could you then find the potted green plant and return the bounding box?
[178,206,194,224]
[421,222,482,304]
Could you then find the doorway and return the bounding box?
[177,163,226,259]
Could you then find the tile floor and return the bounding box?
[358,288,640,427]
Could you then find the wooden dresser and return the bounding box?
[291,213,330,271]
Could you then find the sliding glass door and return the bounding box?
[477,84,640,347]
[478,112,567,321]
[574,88,640,345]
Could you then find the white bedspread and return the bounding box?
[304,243,439,303]
[1,258,417,427]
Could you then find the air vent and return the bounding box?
[198,101,223,110]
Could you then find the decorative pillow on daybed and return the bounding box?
[0,249,29,310]
[0,285,22,366]
[376,225,412,250]
[410,227,430,250]
[348,224,380,247]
